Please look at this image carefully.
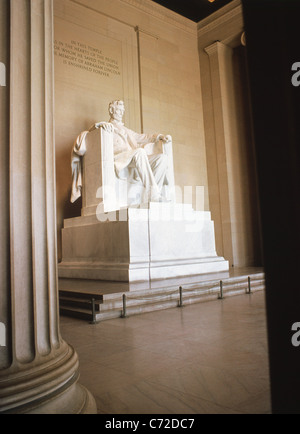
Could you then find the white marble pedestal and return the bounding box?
[59,203,229,282]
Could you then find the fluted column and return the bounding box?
[0,0,96,414]
[204,41,234,267]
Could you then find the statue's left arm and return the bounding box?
[128,128,171,151]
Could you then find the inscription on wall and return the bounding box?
[54,39,121,79]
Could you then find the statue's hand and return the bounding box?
[89,122,114,134]
[100,122,114,134]
[157,134,172,143]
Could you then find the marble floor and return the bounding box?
[60,291,271,414]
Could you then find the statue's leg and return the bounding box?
[131,148,161,201]
[148,154,168,190]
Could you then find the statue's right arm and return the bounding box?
[88,122,114,134]
[88,122,100,132]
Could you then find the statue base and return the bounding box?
[58,203,229,282]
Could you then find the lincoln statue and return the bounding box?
[88,100,172,203]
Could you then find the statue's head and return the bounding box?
[109,100,125,122]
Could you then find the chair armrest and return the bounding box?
[162,139,173,157]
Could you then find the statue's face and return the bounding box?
[112,101,125,122]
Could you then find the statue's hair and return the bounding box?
[109,100,124,113]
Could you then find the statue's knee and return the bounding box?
[136,148,147,155]
[134,148,147,162]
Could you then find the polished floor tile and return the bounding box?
[60,291,271,414]
[144,362,270,410]
[94,379,245,415]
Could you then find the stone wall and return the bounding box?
[54,0,209,260]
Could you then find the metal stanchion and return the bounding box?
[90,298,97,325]
[218,280,224,300]
[122,294,127,318]
[247,276,252,294]
[178,286,183,308]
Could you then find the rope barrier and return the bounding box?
[125,288,179,301]
[119,274,265,319]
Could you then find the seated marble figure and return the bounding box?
[70,100,175,208]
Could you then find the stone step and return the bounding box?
[59,290,103,322]
[59,273,265,323]
[97,282,264,319]
[59,306,94,322]
[59,290,103,302]
[59,297,101,311]
[95,284,265,322]
[99,275,264,306]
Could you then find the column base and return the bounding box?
[24,383,97,415]
[0,342,97,414]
